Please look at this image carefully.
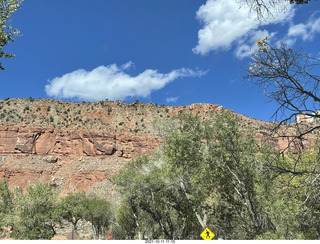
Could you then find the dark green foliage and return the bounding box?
[58,192,87,233]
[107,107,112,115]
[83,196,112,240]
[23,106,29,113]
[10,183,60,240]
[113,201,137,239]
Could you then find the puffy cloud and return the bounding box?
[288,14,320,41]
[193,0,294,56]
[45,62,206,101]
[166,97,179,103]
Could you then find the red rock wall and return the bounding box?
[0,126,161,159]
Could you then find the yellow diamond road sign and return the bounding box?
[200,228,215,240]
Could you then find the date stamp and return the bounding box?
[145,240,175,244]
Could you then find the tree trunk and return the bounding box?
[130,198,141,240]
[180,181,207,229]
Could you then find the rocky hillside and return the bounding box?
[0,98,314,200]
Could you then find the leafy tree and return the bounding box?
[59,191,87,234]
[83,196,112,240]
[0,0,23,70]
[0,180,13,226]
[10,182,60,240]
[114,153,202,240]
[113,201,137,240]
[269,148,320,238]
[115,111,307,240]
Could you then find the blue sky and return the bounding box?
[1,0,320,121]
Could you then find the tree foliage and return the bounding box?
[58,192,113,240]
[10,183,60,240]
[83,196,112,240]
[58,191,87,233]
[0,0,23,70]
[0,180,13,225]
[0,182,113,240]
[114,111,313,240]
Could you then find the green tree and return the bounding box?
[114,152,201,240]
[10,182,60,240]
[0,0,23,70]
[115,111,317,239]
[164,111,271,239]
[270,148,320,239]
[59,191,87,234]
[113,201,137,240]
[83,196,112,240]
[0,180,13,227]
[115,111,306,240]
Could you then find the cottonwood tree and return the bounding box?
[114,112,306,239]
[0,0,23,70]
[113,155,199,240]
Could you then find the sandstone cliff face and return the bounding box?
[0,98,315,197]
[0,126,160,158]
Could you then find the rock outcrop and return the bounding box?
[0,98,315,197]
[0,126,160,158]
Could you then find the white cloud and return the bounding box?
[235,30,276,59]
[45,62,206,101]
[288,14,320,41]
[193,0,294,56]
[166,97,179,103]
[275,36,296,48]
